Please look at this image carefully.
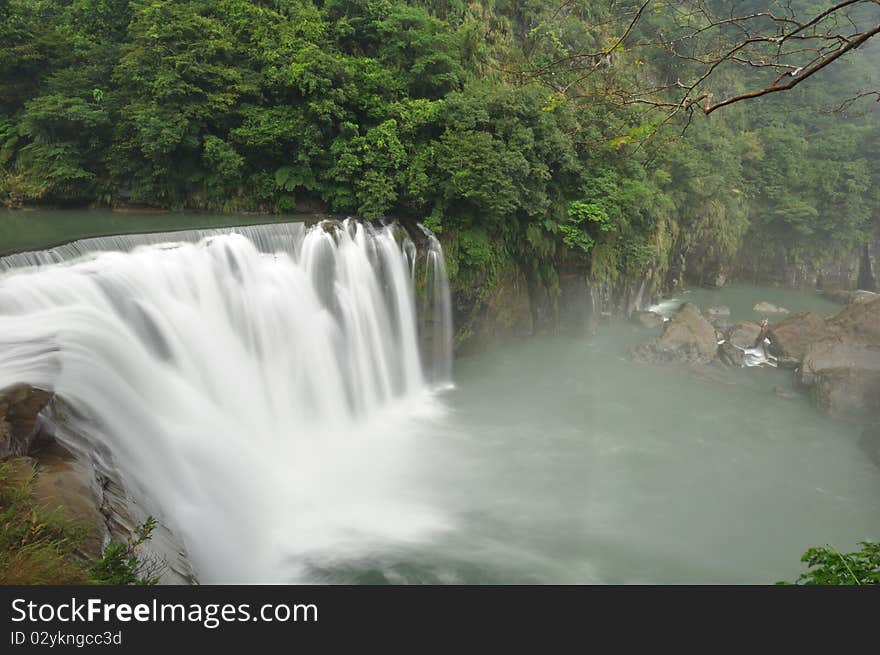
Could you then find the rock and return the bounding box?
[728,321,762,349]
[811,365,880,420]
[632,310,665,329]
[710,318,734,333]
[714,273,727,288]
[764,297,880,421]
[753,301,790,314]
[718,341,744,367]
[0,388,197,583]
[707,305,731,317]
[798,341,880,420]
[799,341,880,385]
[634,303,718,364]
[453,266,533,356]
[2,443,107,562]
[94,466,198,584]
[849,290,878,305]
[558,273,596,337]
[767,298,880,365]
[0,385,53,459]
[766,312,830,366]
[828,294,880,344]
[94,463,197,584]
[823,289,878,305]
[28,443,106,559]
[717,321,763,368]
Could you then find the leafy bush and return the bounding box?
[782,542,879,585]
[90,516,166,585]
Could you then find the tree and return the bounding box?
[525,1,880,121]
[782,541,880,585]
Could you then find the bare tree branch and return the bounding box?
[704,19,880,114]
[526,0,880,120]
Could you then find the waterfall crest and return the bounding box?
[0,220,454,582]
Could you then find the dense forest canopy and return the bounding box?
[1,0,878,295]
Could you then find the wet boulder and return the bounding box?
[707,307,733,333]
[798,341,880,420]
[766,312,831,367]
[811,365,880,421]
[728,321,762,349]
[634,303,718,365]
[799,341,880,385]
[711,318,734,334]
[791,298,880,421]
[632,310,665,329]
[0,385,53,459]
[828,295,880,344]
[718,321,762,368]
[718,342,744,367]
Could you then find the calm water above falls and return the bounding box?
[0,212,876,584]
[0,208,307,256]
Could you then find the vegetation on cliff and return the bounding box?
[0,459,162,584]
[1,1,877,307]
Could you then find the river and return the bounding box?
[0,210,877,584]
[337,329,878,584]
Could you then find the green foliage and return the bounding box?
[782,542,880,585]
[0,0,876,290]
[0,459,89,584]
[90,516,165,585]
[559,200,610,253]
[0,458,164,585]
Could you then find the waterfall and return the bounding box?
[423,232,453,386]
[0,219,454,582]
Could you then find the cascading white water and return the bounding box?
[422,231,453,386]
[0,219,454,583]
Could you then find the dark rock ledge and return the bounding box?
[1,385,197,583]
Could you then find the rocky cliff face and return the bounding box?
[445,219,880,354]
[450,263,534,356]
[1,386,197,583]
[733,226,880,292]
[450,257,663,353]
[0,385,53,459]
